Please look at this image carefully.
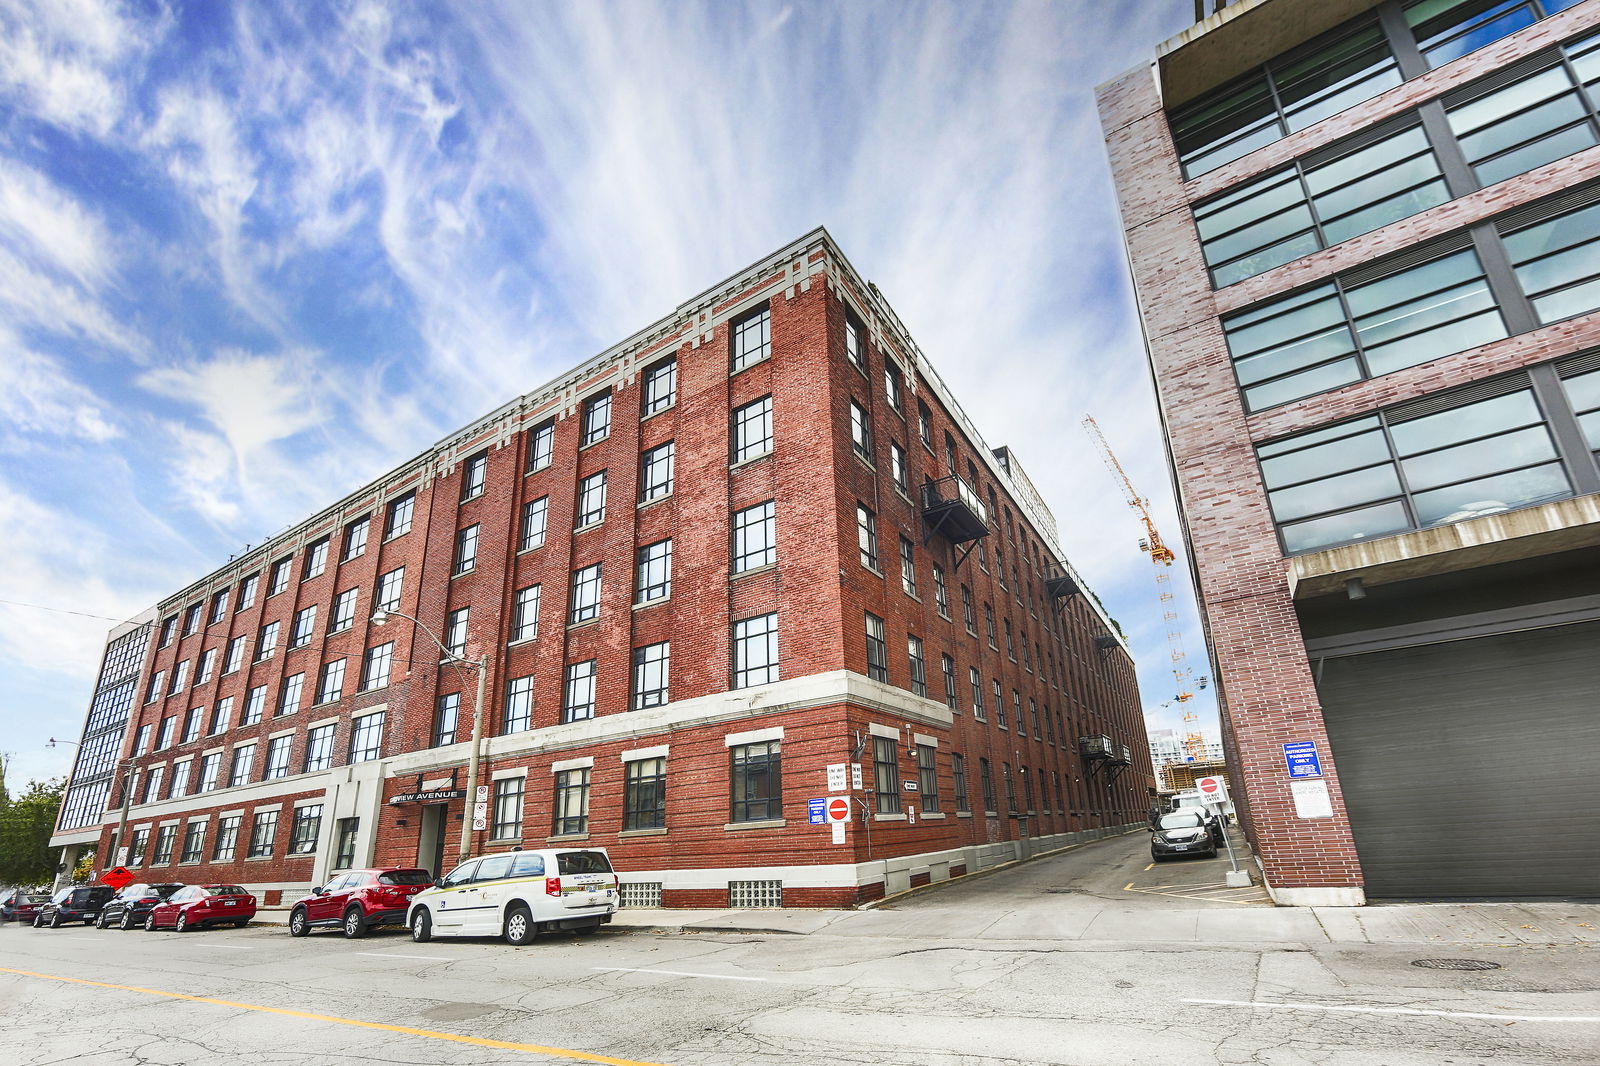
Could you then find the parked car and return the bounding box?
[33,885,116,927]
[1150,810,1219,861]
[287,868,434,939]
[97,883,184,930]
[145,884,257,931]
[407,848,619,946]
[1,891,50,924]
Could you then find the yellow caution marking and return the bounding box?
[0,967,672,1066]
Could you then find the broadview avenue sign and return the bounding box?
[388,789,466,804]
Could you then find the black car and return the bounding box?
[96,883,184,930]
[34,885,116,927]
[1,891,50,923]
[1150,810,1219,861]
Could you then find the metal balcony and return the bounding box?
[920,475,989,569]
[1045,572,1080,600]
[1078,734,1114,760]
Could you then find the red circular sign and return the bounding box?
[827,798,850,820]
[1198,778,1220,794]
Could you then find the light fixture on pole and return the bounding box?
[371,608,489,864]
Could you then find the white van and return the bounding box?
[407,847,619,946]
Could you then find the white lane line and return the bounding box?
[185,943,254,950]
[355,952,450,961]
[594,966,769,983]
[1184,998,1600,1023]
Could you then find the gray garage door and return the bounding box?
[1316,620,1600,898]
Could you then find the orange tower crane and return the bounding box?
[1081,416,1209,759]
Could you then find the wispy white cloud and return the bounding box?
[0,0,162,137]
[0,329,119,445]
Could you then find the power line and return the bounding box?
[0,598,130,624]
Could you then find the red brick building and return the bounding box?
[1100,0,1600,903]
[51,229,1151,907]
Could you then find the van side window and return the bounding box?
[509,853,545,877]
[439,861,479,888]
[556,850,613,875]
[473,854,515,882]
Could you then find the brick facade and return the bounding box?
[56,230,1151,908]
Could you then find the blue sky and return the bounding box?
[0,0,1217,791]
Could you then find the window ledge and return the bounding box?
[507,636,537,648]
[486,837,525,846]
[618,828,668,838]
[861,564,885,579]
[894,487,913,506]
[245,855,276,862]
[525,463,552,477]
[637,493,673,511]
[632,596,670,612]
[517,543,545,556]
[957,811,974,819]
[724,818,786,831]
[641,403,676,424]
[731,353,773,377]
[731,562,777,582]
[729,451,773,472]
[574,521,604,535]
[579,435,610,451]
[902,589,922,603]
[546,833,590,843]
[567,619,599,631]
[919,812,947,820]
[852,452,876,472]
[873,813,907,822]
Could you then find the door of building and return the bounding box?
[416,804,449,880]
[1316,619,1598,897]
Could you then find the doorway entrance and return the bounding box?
[416,804,449,879]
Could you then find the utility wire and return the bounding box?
[0,598,131,624]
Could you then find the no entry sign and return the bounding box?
[825,797,852,824]
[1195,776,1228,805]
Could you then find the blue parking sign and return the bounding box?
[1283,741,1322,778]
[808,798,827,824]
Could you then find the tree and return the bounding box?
[0,778,65,888]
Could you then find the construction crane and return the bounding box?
[1081,416,1210,759]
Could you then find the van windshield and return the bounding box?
[557,851,613,875]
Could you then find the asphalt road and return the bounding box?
[3,832,1596,1066]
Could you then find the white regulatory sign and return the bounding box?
[1290,779,1333,819]
[472,817,487,831]
[826,763,848,792]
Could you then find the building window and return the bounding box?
[360,642,393,691]
[212,815,240,862]
[932,563,949,617]
[732,500,776,572]
[1012,691,1024,734]
[237,574,258,610]
[632,641,670,709]
[856,504,879,570]
[942,654,958,710]
[241,685,266,726]
[580,391,612,447]
[569,563,602,624]
[512,585,540,642]
[331,588,357,633]
[527,419,555,472]
[1002,762,1017,812]
[850,400,873,462]
[348,711,384,763]
[864,612,889,682]
[129,828,150,865]
[890,441,909,493]
[290,605,316,649]
[732,395,774,463]
[845,314,866,371]
[151,825,177,865]
[917,744,940,813]
[197,752,221,793]
[1407,0,1577,70]
[993,680,1007,728]
[289,804,323,855]
[917,399,932,448]
[643,357,677,415]
[384,491,415,539]
[563,660,597,722]
[908,636,927,698]
[277,673,304,717]
[209,588,230,625]
[453,524,479,575]
[303,537,329,581]
[492,777,525,839]
[180,707,200,742]
[168,661,189,695]
[521,496,549,551]
[229,744,255,788]
[255,621,279,662]
[1504,198,1600,325]
[334,818,359,869]
[730,740,781,822]
[1193,122,1447,288]
[732,613,779,688]
[1168,15,1400,178]
[883,360,903,412]
[636,539,672,603]
[141,767,164,804]
[433,693,459,746]
[375,567,404,612]
[132,724,152,756]
[461,451,488,500]
[248,810,278,858]
[899,536,917,596]
[303,725,335,772]
[504,675,534,733]
[1563,364,1600,462]
[970,667,986,720]
[553,768,589,836]
[952,753,971,813]
[154,715,174,749]
[961,584,975,633]
[444,608,468,658]
[984,603,997,648]
[640,441,675,502]
[169,760,190,798]
[208,696,232,735]
[268,558,291,597]
[1004,618,1016,660]
[576,471,608,528]
[1259,382,1572,553]
[264,735,291,780]
[624,757,666,830]
[1445,36,1600,188]
[182,604,201,636]
[732,305,771,371]
[342,515,369,562]
[873,736,902,814]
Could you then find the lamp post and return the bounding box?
[371,608,488,865]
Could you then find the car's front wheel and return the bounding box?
[119,910,134,931]
[410,908,432,944]
[503,904,533,947]
[288,907,310,937]
[48,912,63,928]
[342,908,367,939]
[32,914,42,928]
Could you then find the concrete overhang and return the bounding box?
[1287,493,1600,599]
[1157,0,1387,108]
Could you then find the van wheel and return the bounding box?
[503,904,533,947]
[410,908,432,943]
[288,907,310,937]
[342,908,367,939]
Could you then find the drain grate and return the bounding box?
[1411,958,1502,971]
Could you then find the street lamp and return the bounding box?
[371,608,489,864]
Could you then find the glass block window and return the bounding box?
[563,660,597,722]
[1503,198,1600,324]
[1194,123,1447,287]
[512,584,540,642]
[732,306,771,371]
[733,613,778,688]
[1258,384,1571,553]
[1225,246,1506,411]
[864,612,888,682]
[643,357,677,416]
[1446,35,1600,188]
[636,539,672,603]
[582,391,612,446]
[576,471,607,528]
[521,496,549,551]
[632,641,670,709]
[504,676,534,733]
[732,395,774,463]
[728,880,783,909]
[624,756,666,831]
[640,441,675,502]
[730,740,781,822]
[552,768,589,836]
[732,500,776,572]
[569,563,602,624]
[620,882,662,908]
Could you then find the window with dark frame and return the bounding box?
[942,654,958,710]
[521,496,549,551]
[303,725,335,772]
[385,491,415,539]
[624,757,666,830]
[576,471,607,528]
[635,539,672,603]
[180,822,206,863]
[334,818,359,869]
[845,314,866,371]
[730,739,781,822]
[303,537,329,581]
[289,805,322,855]
[290,605,316,648]
[504,675,534,733]
[277,673,303,717]
[884,360,903,411]
[461,451,487,500]
[732,613,778,688]
[264,735,291,779]
[492,777,525,839]
[732,500,776,572]
[315,659,345,705]
[376,567,404,612]
[569,563,602,624]
[582,391,612,446]
[864,612,888,682]
[512,585,540,642]
[331,588,357,633]
[643,357,677,415]
[348,711,383,763]
[953,753,970,812]
[850,400,873,462]
[908,635,927,697]
[562,660,597,722]
[527,420,555,472]
[360,642,393,691]
[434,693,459,746]
[453,524,479,575]
[917,744,940,813]
[247,810,278,858]
[890,441,909,493]
[267,559,291,597]
[632,641,670,709]
[342,515,369,562]
[856,504,879,570]
[212,815,240,862]
[899,536,917,596]
[552,768,589,836]
[732,306,771,372]
[640,441,675,502]
[873,736,902,814]
[732,395,774,463]
[445,607,468,658]
[237,574,258,610]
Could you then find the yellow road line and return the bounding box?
[1143,864,1155,872]
[1121,884,1271,906]
[0,967,671,1066]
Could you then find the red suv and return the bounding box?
[287,869,433,939]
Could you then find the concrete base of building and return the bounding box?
[1263,881,1367,908]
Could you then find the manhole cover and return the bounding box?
[1410,958,1502,971]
